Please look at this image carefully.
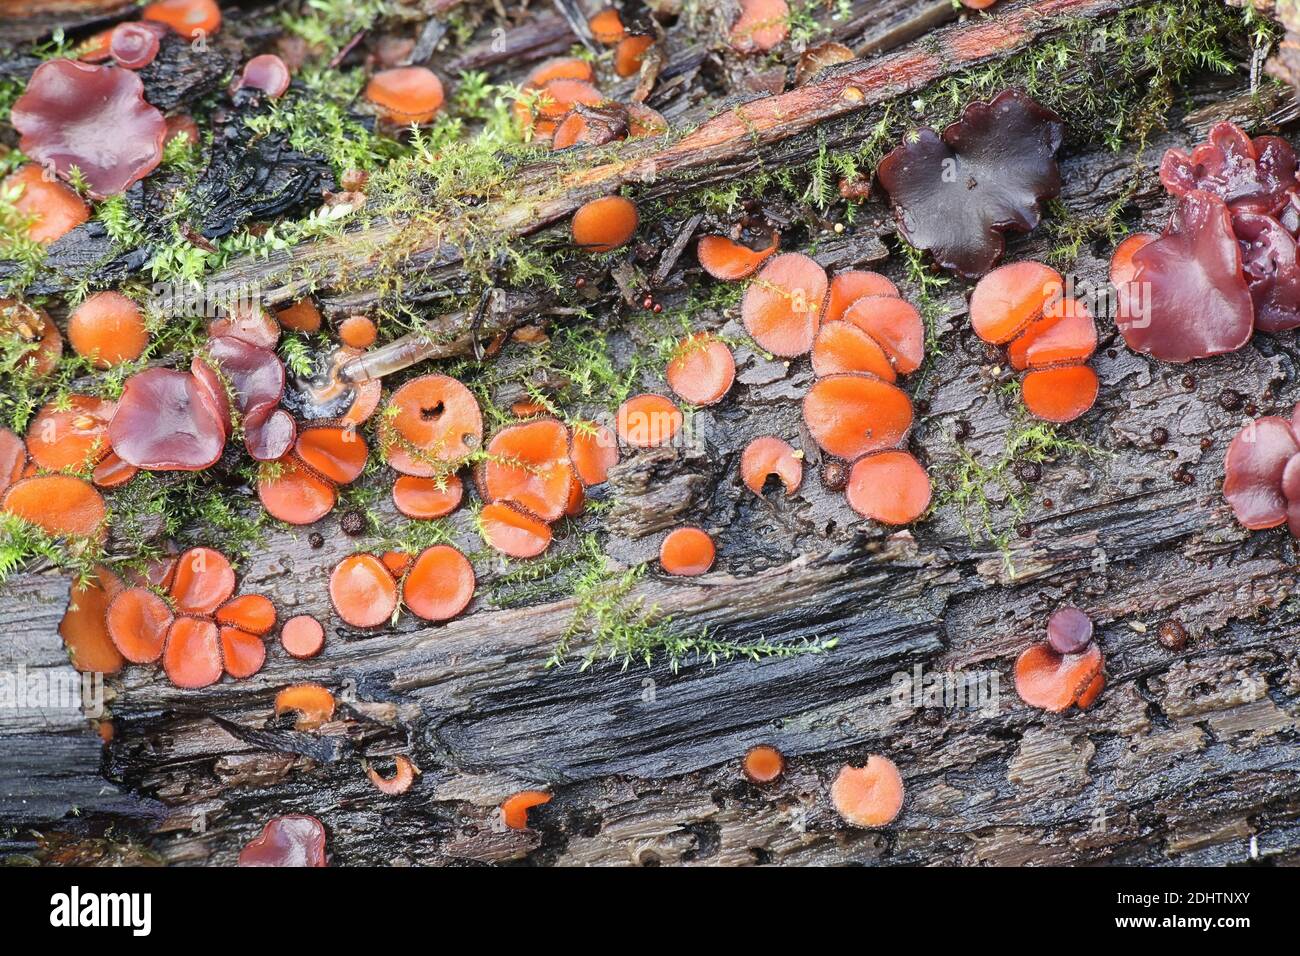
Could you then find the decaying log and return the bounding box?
[199,0,1150,316]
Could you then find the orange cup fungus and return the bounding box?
[501,790,552,830]
[483,418,576,522]
[811,321,897,381]
[258,423,368,525]
[105,546,274,688]
[143,0,221,39]
[479,501,553,558]
[665,333,735,406]
[730,0,791,54]
[366,755,418,795]
[742,744,786,784]
[802,373,913,460]
[1014,608,1104,713]
[338,315,377,349]
[831,756,905,828]
[614,34,655,78]
[696,232,779,280]
[589,8,626,44]
[67,291,149,368]
[365,67,445,125]
[2,473,106,540]
[3,164,88,244]
[329,552,398,628]
[659,526,716,576]
[571,195,639,253]
[616,393,682,448]
[402,544,476,622]
[275,298,323,333]
[740,435,803,497]
[59,566,126,674]
[742,252,828,357]
[392,473,463,519]
[381,374,483,477]
[970,261,1099,423]
[570,422,619,486]
[845,450,931,525]
[823,270,900,323]
[280,613,325,659]
[2,299,63,377]
[840,295,925,374]
[275,684,337,730]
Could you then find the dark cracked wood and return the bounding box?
[2,4,1299,868]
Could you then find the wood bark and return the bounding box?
[2,2,1299,867]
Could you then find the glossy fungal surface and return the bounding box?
[741,253,828,357]
[614,34,655,77]
[1108,232,1157,289]
[238,815,327,867]
[109,22,162,70]
[2,164,88,243]
[338,315,377,349]
[25,395,114,472]
[1020,364,1099,424]
[144,0,221,38]
[665,334,736,406]
[696,234,779,280]
[1006,297,1096,371]
[2,474,105,539]
[740,436,802,497]
[257,456,336,525]
[831,756,904,828]
[659,526,716,576]
[742,744,785,784]
[570,423,619,486]
[238,54,291,98]
[329,553,398,628]
[479,501,552,558]
[1160,121,1298,215]
[67,291,149,368]
[162,617,223,688]
[402,545,475,622]
[275,684,336,730]
[845,451,931,525]
[501,790,551,830]
[483,418,575,521]
[823,270,899,324]
[811,321,896,380]
[195,334,292,462]
[802,374,913,460]
[392,474,463,519]
[210,306,280,349]
[571,195,639,253]
[109,368,227,470]
[367,755,418,795]
[11,59,166,197]
[365,67,445,124]
[589,8,626,44]
[382,374,483,477]
[1115,191,1254,362]
[1222,415,1299,530]
[1233,210,1300,333]
[0,428,26,497]
[1,300,62,376]
[730,0,791,53]
[840,295,925,374]
[1047,606,1094,655]
[877,90,1064,278]
[275,298,323,333]
[171,547,236,614]
[969,261,1064,345]
[106,587,173,663]
[59,568,125,673]
[280,614,325,659]
[295,425,368,485]
[1014,641,1103,712]
[616,394,682,448]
